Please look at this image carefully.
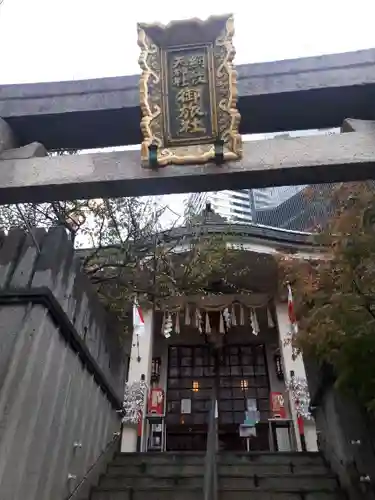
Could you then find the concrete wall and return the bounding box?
[306,360,375,500]
[0,228,127,500]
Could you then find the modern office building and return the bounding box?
[186,190,254,224]
[185,186,307,225]
[185,129,337,228]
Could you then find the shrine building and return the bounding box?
[121,209,324,455]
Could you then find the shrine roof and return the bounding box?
[76,218,322,262]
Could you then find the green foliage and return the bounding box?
[278,181,375,412]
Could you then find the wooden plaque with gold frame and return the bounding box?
[138,14,242,167]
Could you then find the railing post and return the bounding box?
[204,349,219,500]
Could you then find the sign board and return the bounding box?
[247,399,258,412]
[239,425,256,438]
[181,398,192,414]
[271,392,287,419]
[242,399,260,427]
[137,14,242,166]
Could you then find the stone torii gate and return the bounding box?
[0,16,375,205]
[0,17,375,497]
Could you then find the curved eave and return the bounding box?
[159,222,322,254]
[77,223,325,261]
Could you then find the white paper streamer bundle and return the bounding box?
[223,307,231,329]
[196,308,202,333]
[122,379,148,424]
[286,375,312,419]
[164,313,172,338]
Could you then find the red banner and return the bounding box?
[297,415,305,435]
[270,392,286,419]
[148,388,164,415]
[137,411,143,436]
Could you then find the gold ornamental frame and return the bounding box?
[137,14,242,167]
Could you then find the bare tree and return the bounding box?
[0,190,252,323]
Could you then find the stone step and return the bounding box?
[107,463,330,477]
[99,474,338,491]
[113,452,325,466]
[91,487,342,500]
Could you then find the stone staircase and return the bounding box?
[91,451,344,500]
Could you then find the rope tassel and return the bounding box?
[223,307,231,329]
[164,313,172,338]
[196,308,202,333]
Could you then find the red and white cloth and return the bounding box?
[133,300,145,336]
[287,283,298,334]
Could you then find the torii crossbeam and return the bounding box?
[0,120,374,204]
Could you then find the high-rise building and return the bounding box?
[185,129,338,228]
[185,186,305,224]
[185,190,253,223]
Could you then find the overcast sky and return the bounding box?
[0,0,375,85]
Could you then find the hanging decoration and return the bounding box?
[286,375,312,420]
[163,313,172,338]
[249,308,260,336]
[267,306,275,328]
[287,282,298,334]
[175,311,180,334]
[196,308,202,333]
[122,379,148,424]
[223,307,231,329]
[158,297,276,337]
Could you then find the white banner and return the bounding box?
[133,301,145,336]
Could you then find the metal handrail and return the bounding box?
[204,372,218,500]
